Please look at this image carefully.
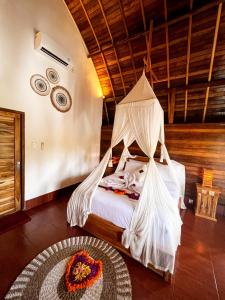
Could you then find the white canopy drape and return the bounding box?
[67,71,183,273]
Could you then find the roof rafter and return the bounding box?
[88,2,218,58]
[97,0,126,95]
[79,0,115,97]
[104,76,225,103]
[168,88,176,124]
[184,0,193,122]
[164,0,172,122]
[164,0,170,89]
[104,102,110,126]
[202,1,223,123]
[118,0,137,82]
[139,0,157,85]
[66,0,225,124]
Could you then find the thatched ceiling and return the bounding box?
[65,0,225,124]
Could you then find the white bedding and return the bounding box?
[92,174,179,257]
[92,185,136,229]
[91,160,184,260]
[92,168,180,230]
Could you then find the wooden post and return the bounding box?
[147,20,156,86]
[104,102,110,126]
[118,0,137,82]
[202,2,222,123]
[184,0,193,122]
[97,0,126,95]
[164,0,171,123]
[139,0,157,85]
[168,88,176,124]
[79,0,115,97]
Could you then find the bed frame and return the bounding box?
[80,156,176,282]
[82,213,172,282]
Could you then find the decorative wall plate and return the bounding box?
[30,74,50,96]
[50,85,72,112]
[46,68,60,84]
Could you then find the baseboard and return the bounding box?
[25,183,80,210]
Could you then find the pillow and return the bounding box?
[134,165,147,183]
[155,161,171,182]
[156,160,184,184]
[124,159,147,173]
[125,164,147,193]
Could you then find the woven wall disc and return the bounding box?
[46,68,60,84]
[30,74,50,96]
[50,85,72,112]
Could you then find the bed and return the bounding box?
[67,73,184,282]
[81,157,185,282]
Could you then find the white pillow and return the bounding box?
[124,159,147,173]
[155,161,171,182]
[156,160,185,184]
[124,164,147,193]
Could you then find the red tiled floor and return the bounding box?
[0,194,224,299]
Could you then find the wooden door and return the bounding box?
[0,110,22,216]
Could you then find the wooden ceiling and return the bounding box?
[65,0,225,124]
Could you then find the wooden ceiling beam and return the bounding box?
[88,1,218,57]
[89,26,221,65]
[164,0,170,89]
[79,0,115,97]
[202,2,222,123]
[104,102,110,126]
[78,0,100,49]
[93,24,220,70]
[97,0,126,95]
[168,88,176,124]
[139,0,156,84]
[139,0,146,31]
[164,0,171,121]
[118,0,137,82]
[184,0,193,122]
[98,66,219,86]
[147,20,155,85]
[104,77,225,103]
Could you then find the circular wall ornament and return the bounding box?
[30,74,50,96]
[46,68,60,84]
[50,85,72,113]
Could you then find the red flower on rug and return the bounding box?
[65,250,103,292]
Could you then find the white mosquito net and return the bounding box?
[67,71,183,273]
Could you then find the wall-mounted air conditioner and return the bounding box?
[34,32,73,70]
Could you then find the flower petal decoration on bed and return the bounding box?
[67,70,184,275]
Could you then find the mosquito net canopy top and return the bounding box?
[67,71,183,273]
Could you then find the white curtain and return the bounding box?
[121,100,182,272]
[115,130,135,173]
[159,119,186,209]
[67,105,129,227]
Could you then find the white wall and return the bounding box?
[0,0,103,201]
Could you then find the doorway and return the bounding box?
[0,108,24,216]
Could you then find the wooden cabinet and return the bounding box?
[195,184,221,221]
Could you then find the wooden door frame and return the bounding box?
[0,107,25,211]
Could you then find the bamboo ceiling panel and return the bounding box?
[65,0,225,124]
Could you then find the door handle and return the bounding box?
[16,161,21,169]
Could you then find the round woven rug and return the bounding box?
[5,236,132,299]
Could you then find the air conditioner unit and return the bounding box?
[34,32,73,70]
